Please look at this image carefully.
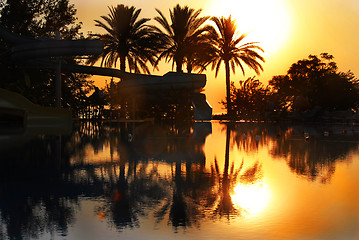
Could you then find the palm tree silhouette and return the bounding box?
[88,4,160,74]
[207,16,265,116]
[151,4,210,73]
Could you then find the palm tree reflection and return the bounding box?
[210,124,263,219]
[169,161,190,228]
[80,122,264,228]
[3,122,357,238]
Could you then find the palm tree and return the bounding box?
[151,4,210,73]
[207,16,265,116]
[88,4,160,74]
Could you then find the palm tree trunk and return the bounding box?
[176,61,183,72]
[225,61,232,116]
[175,56,183,72]
[187,54,193,73]
[119,55,127,119]
[187,63,192,73]
[120,55,126,72]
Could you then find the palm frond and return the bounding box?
[152,4,211,72]
[154,9,173,36]
[90,4,162,73]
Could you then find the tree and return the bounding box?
[88,4,160,74]
[0,0,92,114]
[230,77,268,119]
[151,4,210,73]
[0,0,82,39]
[206,16,264,116]
[268,53,359,114]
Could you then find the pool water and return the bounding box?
[1,121,359,240]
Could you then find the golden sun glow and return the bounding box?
[231,181,271,217]
[206,0,292,57]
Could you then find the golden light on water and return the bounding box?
[231,180,271,217]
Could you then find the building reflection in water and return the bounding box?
[0,121,359,239]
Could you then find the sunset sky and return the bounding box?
[71,0,359,114]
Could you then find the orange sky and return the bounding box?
[71,0,359,114]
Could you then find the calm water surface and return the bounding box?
[1,121,359,240]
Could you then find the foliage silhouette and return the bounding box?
[206,16,264,116]
[230,77,268,120]
[268,53,359,116]
[0,0,93,115]
[151,4,210,73]
[88,4,161,74]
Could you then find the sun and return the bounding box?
[206,0,291,58]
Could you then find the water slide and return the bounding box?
[0,26,103,132]
[62,65,213,120]
[0,88,72,133]
[0,26,212,122]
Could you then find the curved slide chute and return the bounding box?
[0,26,212,121]
[0,88,72,134]
[11,40,103,61]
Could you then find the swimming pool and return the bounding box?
[1,121,358,240]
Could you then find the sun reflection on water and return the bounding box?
[231,180,271,217]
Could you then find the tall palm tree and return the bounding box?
[207,16,265,116]
[151,4,210,73]
[88,4,160,74]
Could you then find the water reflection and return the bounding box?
[231,181,271,217]
[210,124,263,219]
[0,121,358,239]
[0,135,76,239]
[268,124,359,183]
